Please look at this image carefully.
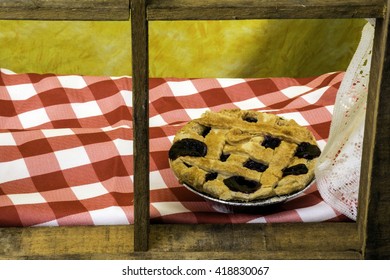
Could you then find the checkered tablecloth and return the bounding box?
[0,68,351,226]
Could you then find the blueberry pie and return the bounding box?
[168,109,321,201]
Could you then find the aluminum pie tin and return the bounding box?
[182,179,315,209]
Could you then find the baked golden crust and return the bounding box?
[168,109,320,202]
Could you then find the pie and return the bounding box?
[168,109,321,202]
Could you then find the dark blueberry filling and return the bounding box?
[201,126,212,137]
[205,172,218,182]
[295,142,321,159]
[261,135,281,149]
[223,176,260,194]
[243,159,268,172]
[219,153,230,162]
[243,116,258,123]
[168,138,207,160]
[282,164,308,177]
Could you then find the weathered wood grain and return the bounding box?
[131,0,150,252]
[358,0,390,260]
[148,223,359,254]
[134,250,361,260]
[147,0,385,20]
[0,226,134,259]
[0,0,130,20]
[0,223,360,259]
[0,251,361,260]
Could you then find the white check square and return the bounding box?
[18,108,51,128]
[302,87,330,104]
[57,75,87,89]
[6,83,37,100]
[1,68,15,74]
[42,128,74,138]
[113,138,133,156]
[152,202,191,216]
[281,85,312,98]
[89,206,129,225]
[34,220,59,226]
[71,182,109,200]
[0,132,16,145]
[0,158,30,184]
[71,100,103,118]
[120,90,132,107]
[150,171,167,190]
[185,108,208,120]
[316,140,327,150]
[149,114,167,127]
[296,201,337,222]
[55,146,90,170]
[326,105,334,114]
[167,81,198,96]
[234,97,265,110]
[217,78,246,88]
[8,192,46,205]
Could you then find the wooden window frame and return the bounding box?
[0,0,389,259]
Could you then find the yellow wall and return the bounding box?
[0,19,366,78]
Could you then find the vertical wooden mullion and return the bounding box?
[358,0,390,259]
[131,0,150,251]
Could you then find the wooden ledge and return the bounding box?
[0,223,360,259]
[147,0,385,20]
[0,0,130,20]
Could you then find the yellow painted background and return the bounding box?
[0,19,366,78]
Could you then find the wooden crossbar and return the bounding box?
[147,0,385,20]
[0,0,130,20]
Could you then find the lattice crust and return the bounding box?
[168,109,321,201]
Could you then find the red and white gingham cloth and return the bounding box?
[0,68,351,226]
